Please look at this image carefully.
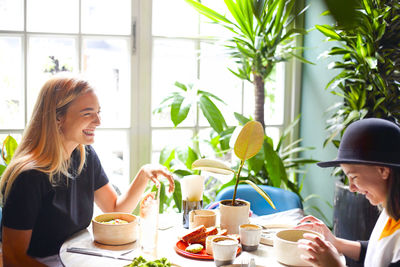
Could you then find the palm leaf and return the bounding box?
[240,179,276,209]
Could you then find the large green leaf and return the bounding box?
[315,25,341,40]
[234,112,251,125]
[172,180,182,212]
[263,137,288,188]
[240,179,276,209]
[184,0,233,25]
[159,147,175,168]
[170,95,191,127]
[246,147,265,174]
[199,95,227,134]
[225,0,254,41]
[176,146,199,170]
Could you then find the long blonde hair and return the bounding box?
[0,75,93,202]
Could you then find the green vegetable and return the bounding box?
[124,256,171,267]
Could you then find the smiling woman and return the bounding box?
[295,118,400,267]
[0,75,175,267]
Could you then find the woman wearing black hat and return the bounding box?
[295,118,400,267]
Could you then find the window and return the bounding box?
[0,0,300,190]
[0,0,132,191]
[150,0,296,163]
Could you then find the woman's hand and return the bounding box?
[138,164,175,193]
[294,215,337,246]
[298,233,345,267]
[95,164,175,213]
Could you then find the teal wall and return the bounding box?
[299,0,341,225]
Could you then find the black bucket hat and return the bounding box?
[318,118,400,168]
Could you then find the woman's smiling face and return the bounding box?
[340,164,389,206]
[59,90,101,155]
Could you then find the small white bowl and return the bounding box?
[274,229,323,266]
[92,212,138,245]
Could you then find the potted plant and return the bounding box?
[192,120,276,234]
[154,81,320,219]
[317,1,400,264]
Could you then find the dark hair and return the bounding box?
[386,167,400,220]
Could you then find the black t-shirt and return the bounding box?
[2,145,109,257]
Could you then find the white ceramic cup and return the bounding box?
[211,236,239,267]
[189,209,217,229]
[274,229,324,266]
[239,223,262,251]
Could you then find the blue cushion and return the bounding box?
[213,184,302,216]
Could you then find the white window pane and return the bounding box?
[265,63,284,125]
[82,0,131,35]
[152,0,198,37]
[83,38,130,128]
[151,129,193,152]
[199,42,243,126]
[198,128,219,157]
[27,0,78,33]
[243,80,255,119]
[265,127,280,147]
[92,130,130,192]
[152,38,197,127]
[27,37,76,118]
[151,151,163,165]
[0,36,23,129]
[0,0,23,31]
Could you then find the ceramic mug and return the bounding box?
[239,223,262,251]
[274,229,324,266]
[189,209,216,229]
[211,236,239,267]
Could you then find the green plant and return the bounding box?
[234,113,318,200]
[154,81,228,135]
[192,121,276,208]
[0,135,18,177]
[317,0,400,180]
[155,81,318,209]
[184,0,310,128]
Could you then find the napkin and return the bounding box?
[181,175,204,201]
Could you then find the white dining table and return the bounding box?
[59,213,297,267]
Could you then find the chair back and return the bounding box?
[215,184,302,216]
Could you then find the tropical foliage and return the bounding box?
[154,82,318,213]
[318,0,400,150]
[184,0,309,128]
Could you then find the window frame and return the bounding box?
[0,0,304,186]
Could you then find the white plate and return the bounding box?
[260,223,294,246]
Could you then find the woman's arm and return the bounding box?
[94,164,174,213]
[2,226,47,267]
[295,215,362,261]
[331,237,362,261]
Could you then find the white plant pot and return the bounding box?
[219,199,250,234]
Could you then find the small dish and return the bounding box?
[92,212,138,245]
[174,240,241,260]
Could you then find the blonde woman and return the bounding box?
[0,75,174,266]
